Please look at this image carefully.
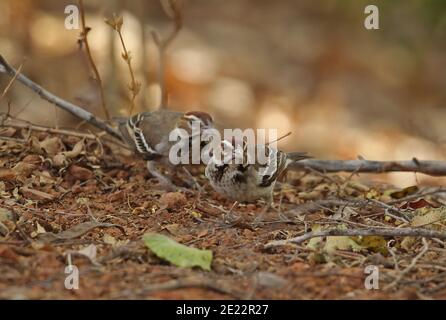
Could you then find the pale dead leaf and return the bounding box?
[63,140,85,159]
[40,137,63,155]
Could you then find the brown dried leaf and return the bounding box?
[400,199,438,210]
[0,127,17,137]
[40,137,63,155]
[0,168,15,181]
[160,192,187,210]
[52,154,68,168]
[12,162,36,178]
[20,187,55,201]
[22,154,42,166]
[69,164,94,181]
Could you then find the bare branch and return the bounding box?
[105,14,141,116]
[0,60,24,102]
[78,0,110,120]
[265,227,446,249]
[0,54,123,141]
[289,159,446,176]
[384,238,429,290]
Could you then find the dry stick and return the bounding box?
[2,119,97,139]
[78,0,110,120]
[0,54,123,141]
[106,15,140,116]
[265,227,446,249]
[289,159,446,176]
[0,60,24,102]
[384,238,430,291]
[152,0,183,108]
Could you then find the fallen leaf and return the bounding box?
[40,137,63,155]
[0,245,21,263]
[324,236,363,254]
[143,233,212,271]
[52,154,68,168]
[0,168,15,181]
[159,192,187,210]
[107,190,126,202]
[103,234,116,246]
[0,127,17,137]
[354,236,388,254]
[76,244,100,265]
[63,140,84,159]
[400,199,438,210]
[19,187,55,201]
[22,154,42,166]
[103,233,128,247]
[162,223,182,236]
[12,162,36,178]
[36,221,46,234]
[401,237,416,251]
[411,207,446,228]
[388,186,419,199]
[69,165,94,181]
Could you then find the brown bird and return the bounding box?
[118,109,214,190]
[205,140,310,222]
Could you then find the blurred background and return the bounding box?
[0,0,445,186]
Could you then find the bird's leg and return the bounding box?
[252,200,273,227]
[223,201,239,224]
[182,167,204,192]
[146,161,179,192]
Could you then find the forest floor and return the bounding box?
[0,128,445,300]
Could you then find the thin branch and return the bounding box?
[0,60,24,102]
[289,158,446,176]
[265,227,446,249]
[2,119,97,139]
[0,54,123,141]
[384,238,429,290]
[105,15,141,116]
[78,0,110,120]
[152,0,183,108]
[1,118,131,150]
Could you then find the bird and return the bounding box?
[205,140,310,222]
[117,109,214,190]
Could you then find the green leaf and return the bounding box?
[143,233,213,271]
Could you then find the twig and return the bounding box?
[265,227,446,248]
[105,15,141,115]
[2,119,97,139]
[151,0,183,108]
[388,188,446,205]
[384,238,429,290]
[267,131,292,145]
[290,158,446,176]
[0,54,123,141]
[0,60,24,102]
[78,0,110,120]
[1,117,131,150]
